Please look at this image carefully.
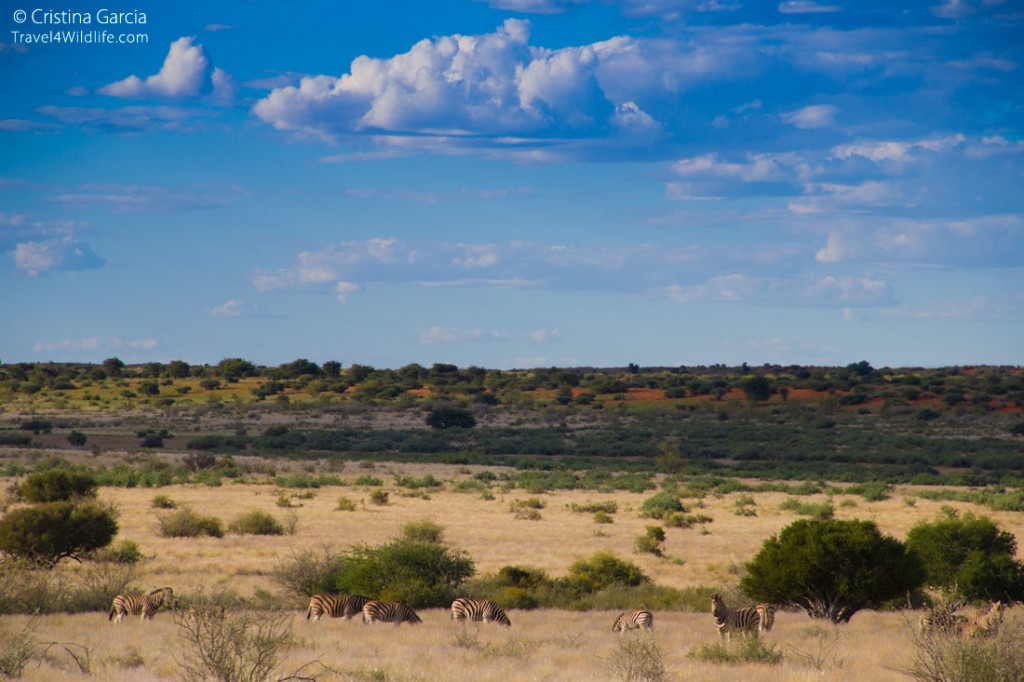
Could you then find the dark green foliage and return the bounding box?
[331,538,475,608]
[426,407,477,430]
[565,552,648,593]
[19,419,52,434]
[741,519,925,623]
[67,430,88,447]
[19,468,98,502]
[741,375,773,403]
[905,510,1024,603]
[0,502,118,567]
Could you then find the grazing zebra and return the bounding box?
[307,594,371,622]
[711,593,760,640]
[109,587,175,624]
[362,600,422,626]
[451,598,512,627]
[756,603,777,633]
[964,601,1004,638]
[612,610,654,632]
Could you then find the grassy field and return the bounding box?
[3,458,1023,680]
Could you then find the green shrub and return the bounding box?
[779,498,835,519]
[742,518,924,623]
[0,622,35,678]
[904,615,1024,682]
[594,512,614,524]
[228,510,285,536]
[689,637,783,665]
[19,469,98,503]
[640,491,684,519]
[157,508,224,538]
[566,552,648,594]
[354,475,383,486]
[368,489,389,506]
[336,496,356,511]
[635,526,666,556]
[0,502,118,568]
[401,519,445,544]
[151,494,177,509]
[570,500,618,514]
[272,545,346,600]
[91,539,143,564]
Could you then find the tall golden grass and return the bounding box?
[3,462,1024,680]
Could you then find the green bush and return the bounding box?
[0,622,35,678]
[151,494,177,509]
[779,498,834,519]
[689,638,783,665]
[640,491,684,519]
[566,552,648,594]
[271,545,346,600]
[401,519,445,544]
[336,496,357,511]
[157,508,224,538]
[635,526,666,556]
[0,502,118,568]
[19,469,98,503]
[905,510,1024,603]
[742,519,924,623]
[368,489,389,506]
[91,539,143,564]
[228,510,285,536]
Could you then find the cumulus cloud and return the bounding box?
[662,273,891,306]
[13,237,105,276]
[334,281,362,303]
[100,37,210,98]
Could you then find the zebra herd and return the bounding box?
[107,588,1007,642]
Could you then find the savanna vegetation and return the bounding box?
[1,358,1023,680]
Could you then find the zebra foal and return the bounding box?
[109,587,175,624]
[451,598,511,627]
[362,600,422,626]
[612,610,654,632]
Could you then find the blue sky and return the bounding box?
[1,0,1021,369]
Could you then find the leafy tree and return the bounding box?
[905,510,1024,603]
[166,360,191,378]
[741,375,773,403]
[426,407,477,430]
[20,468,98,503]
[102,357,124,377]
[0,501,118,567]
[741,519,925,623]
[66,430,87,447]
[322,361,342,378]
[215,358,257,382]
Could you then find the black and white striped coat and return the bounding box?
[612,610,654,632]
[711,593,761,640]
[109,587,175,624]
[756,603,777,633]
[362,600,422,625]
[307,594,371,622]
[451,598,511,627]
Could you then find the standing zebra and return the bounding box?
[612,610,654,632]
[307,594,371,622]
[362,600,422,626]
[451,598,511,627]
[756,603,777,633]
[109,587,175,624]
[711,594,760,640]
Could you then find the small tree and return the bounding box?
[67,431,88,447]
[0,502,118,567]
[565,552,648,594]
[19,469,98,503]
[741,375,773,404]
[741,519,924,623]
[426,407,477,430]
[905,510,1024,603]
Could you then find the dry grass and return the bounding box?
[4,463,1024,679]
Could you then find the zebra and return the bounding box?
[307,594,371,622]
[612,610,654,632]
[964,601,1004,638]
[756,603,777,633]
[451,598,512,627]
[109,587,175,624]
[362,600,422,626]
[711,593,760,640]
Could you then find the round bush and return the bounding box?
[228,510,284,536]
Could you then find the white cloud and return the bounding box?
[781,104,837,129]
[13,237,105,275]
[100,37,210,99]
[208,299,259,317]
[334,281,362,303]
[778,1,840,13]
[33,336,157,353]
[830,135,965,163]
[530,328,562,343]
[417,326,487,344]
[662,273,891,306]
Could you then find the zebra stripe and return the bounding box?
[362,600,422,626]
[307,594,371,622]
[109,587,175,624]
[451,598,511,627]
[612,610,654,632]
[756,604,777,633]
[711,593,760,640]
